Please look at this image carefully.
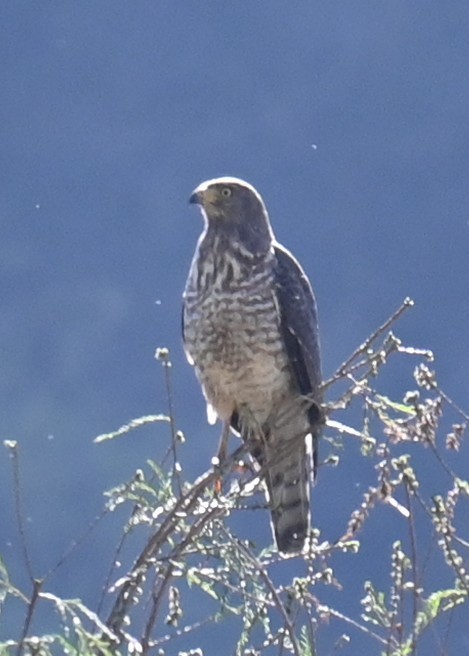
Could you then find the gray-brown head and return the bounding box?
[189,177,274,255]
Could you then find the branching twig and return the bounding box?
[105,443,247,639]
[4,296,469,655]
[321,297,414,392]
[232,533,302,656]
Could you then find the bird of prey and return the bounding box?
[182,177,322,554]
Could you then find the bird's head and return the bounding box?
[189,177,274,253]
[190,177,267,219]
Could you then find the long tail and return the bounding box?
[264,430,310,554]
[235,402,314,554]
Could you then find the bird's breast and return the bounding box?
[183,258,290,419]
[185,283,282,368]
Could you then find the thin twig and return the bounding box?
[4,441,41,656]
[404,485,419,653]
[233,535,302,656]
[7,442,34,580]
[16,579,42,656]
[310,599,389,646]
[105,443,247,638]
[141,566,173,653]
[156,348,182,496]
[96,523,129,618]
[47,504,111,582]
[321,297,414,392]
[437,386,469,423]
[149,613,222,647]
[141,501,226,650]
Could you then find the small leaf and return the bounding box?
[94,415,170,443]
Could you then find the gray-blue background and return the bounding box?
[1,2,468,652]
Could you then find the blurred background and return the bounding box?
[1,1,468,652]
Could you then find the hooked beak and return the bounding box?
[189,190,201,205]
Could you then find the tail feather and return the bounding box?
[265,435,310,554]
[235,399,316,554]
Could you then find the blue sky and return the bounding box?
[1,2,469,651]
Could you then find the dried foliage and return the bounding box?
[1,299,468,655]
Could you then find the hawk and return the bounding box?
[182,177,322,554]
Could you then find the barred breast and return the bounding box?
[183,245,291,425]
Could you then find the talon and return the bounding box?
[212,455,223,494]
[234,459,249,475]
[214,476,223,495]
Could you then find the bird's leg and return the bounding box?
[213,420,231,467]
[212,421,231,494]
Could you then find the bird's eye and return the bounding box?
[221,187,232,198]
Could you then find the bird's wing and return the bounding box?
[181,297,194,366]
[273,243,323,472]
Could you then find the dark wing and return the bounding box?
[273,243,323,472]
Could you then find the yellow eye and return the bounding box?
[221,187,232,198]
